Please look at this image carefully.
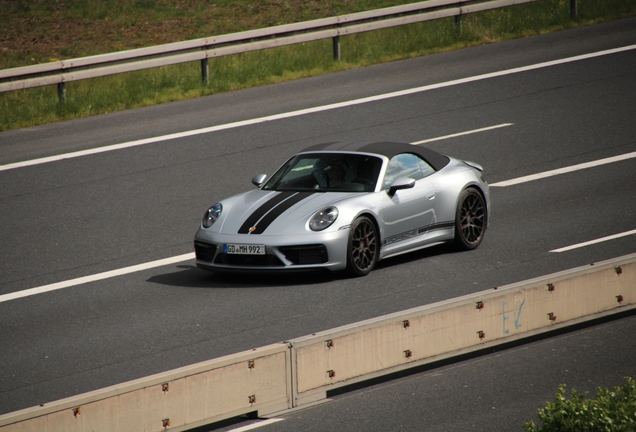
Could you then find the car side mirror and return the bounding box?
[252,174,267,187]
[388,177,415,196]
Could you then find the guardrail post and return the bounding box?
[332,36,341,61]
[201,58,209,85]
[57,82,66,101]
[570,0,577,18]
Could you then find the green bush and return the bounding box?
[524,377,636,432]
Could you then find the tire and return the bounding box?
[346,216,379,277]
[454,188,487,250]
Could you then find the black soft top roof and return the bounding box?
[300,141,450,171]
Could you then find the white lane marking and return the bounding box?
[410,123,513,144]
[490,151,636,187]
[550,229,636,253]
[226,419,284,431]
[0,123,504,303]
[2,134,635,303]
[3,145,635,303]
[0,253,195,304]
[2,45,635,173]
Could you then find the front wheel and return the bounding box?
[454,188,487,250]
[346,216,378,277]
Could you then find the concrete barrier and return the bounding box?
[0,344,291,432]
[2,253,634,430]
[289,253,636,406]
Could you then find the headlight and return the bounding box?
[309,206,338,231]
[202,203,222,228]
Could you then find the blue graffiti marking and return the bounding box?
[514,299,526,329]
[503,299,526,334]
[502,301,509,335]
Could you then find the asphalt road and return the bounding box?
[1,17,635,430]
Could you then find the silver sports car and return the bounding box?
[194,141,489,277]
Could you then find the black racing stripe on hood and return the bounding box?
[251,191,315,234]
[238,191,295,234]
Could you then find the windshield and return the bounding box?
[262,153,383,193]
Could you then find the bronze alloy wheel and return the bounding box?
[455,188,486,250]
[347,216,378,276]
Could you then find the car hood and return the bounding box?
[217,189,361,236]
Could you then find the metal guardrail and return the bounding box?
[0,0,547,99]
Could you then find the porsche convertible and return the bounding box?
[194,141,490,277]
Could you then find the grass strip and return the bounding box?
[1,0,635,132]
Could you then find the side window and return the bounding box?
[418,157,435,178]
[383,153,429,188]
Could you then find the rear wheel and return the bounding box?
[454,188,486,250]
[347,216,378,277]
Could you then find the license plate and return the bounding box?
[224,243,266,255]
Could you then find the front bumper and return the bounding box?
[193,227,350,273]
